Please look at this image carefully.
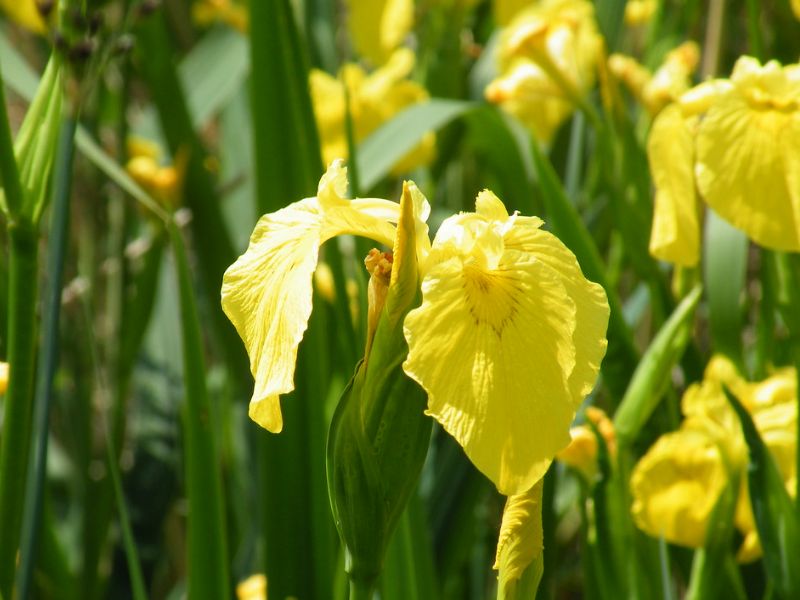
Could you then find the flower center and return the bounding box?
[462,265,521,339]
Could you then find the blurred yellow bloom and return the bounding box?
[192,0,248,33]
[222,163,609,495]
[494,480,545,598]
[0,362,8,395]
[403,189,609,494]
[125,137,185,209]
[556,406,616,480]
[310,49,435,175]
[235,574,266,600]
[494,0,530,26]
[793,0,800,20]
[610,41,700,116]
[345,0,413,66]
[648,56,800,265]
[485,0,603,144]
[630,356,797,557]
[623,0,657,26]
[0,0,50,33]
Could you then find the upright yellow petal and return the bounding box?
[221,162,399,432]
[695,57,800,252]
[647,103,700,266]
[630,428,729,547]
[346,0,413,66]
[403,192,608,495]
[494,480,545,598]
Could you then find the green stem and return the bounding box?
[745,0,763,61]
[16,116,76,600]
[349,579,375,600]
[0,222,40,599]
[0,58,24,218]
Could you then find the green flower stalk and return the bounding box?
[0,53,64,599]
[327,183,432,595]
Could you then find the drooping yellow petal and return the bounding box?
[630,428,729,548]
[494,480,545,599]
[235,574,267,600]
[647,103,700,266]
[501,208,609,403]
[404,193,608,495]
[221,162,399,432]
[695,57,800,252]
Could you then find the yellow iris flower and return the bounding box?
[485,0,603,145]
[648,56,800,266]
[345,0,413,66]
[310,49,435,175]
[556,406,616,480]
[630,356,797,559]
[609,41,700,116]
[221,162,609,495]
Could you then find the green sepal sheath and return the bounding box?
[327,183,432,590]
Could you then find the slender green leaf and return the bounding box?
[724,388,800,599]
[705,210,747,366]
[17,117,76,600]
[169,223,231,600]
[249,1,336,597]
[357,100,474,192]
[614,286,701,442]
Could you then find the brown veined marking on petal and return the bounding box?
[462,263,523,339]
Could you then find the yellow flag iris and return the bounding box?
[648,56,800,265]
[403,190,609,495]
[310,49,435,175]
[222,163,609,495]
[630,356,797,558]
[485,0,602,144]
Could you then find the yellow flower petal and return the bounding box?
[647,103,700,266]
[346,0,413,66]
[0,362,8,395]
[310,50,434,173]
[696,58,800,252]
[404,193,608,495]
[1,0,48,33]
[630,428,729,547]
[221,162,399,432]
[494,480,545,597]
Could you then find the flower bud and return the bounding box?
[327,183,432,591]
